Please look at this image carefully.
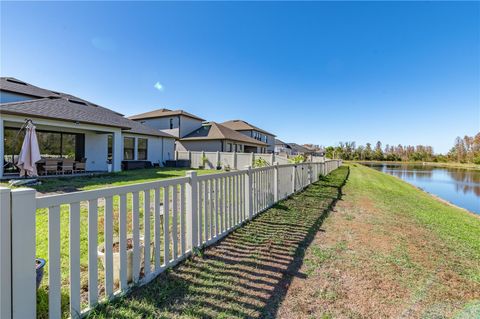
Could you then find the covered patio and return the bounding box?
[0,114,123,179]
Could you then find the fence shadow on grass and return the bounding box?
[88,166,350,319]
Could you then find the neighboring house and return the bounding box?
[177,122,268,153]
[303,144,326,156]
[220,120,276,153]
[275,139,293,156]
[287,143,313,156]
[0,77,175,178]
[128,108,205,139]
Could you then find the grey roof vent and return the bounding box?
[6,78,27,85]
[68,99,88,106]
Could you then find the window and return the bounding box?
[62,134,76,159]
[138,138,148,160]
[123,137,135,160]
[107,135,113,161]
[265,136,268,143]
[227,143,233,152]
[3,128,84,168]
[169,118,174,129]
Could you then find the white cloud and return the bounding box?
[154,82,164,91]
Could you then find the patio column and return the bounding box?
[0,118,3,178]
[112,131,122,172]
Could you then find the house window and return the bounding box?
[138,138,148,160]
[3,128,84,167]
[123,137,135,160]
[169,118,174,129]
[265,136,268,143]
[107,135,113,161]
[227,143,233,152]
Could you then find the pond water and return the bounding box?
[362,163,480,215]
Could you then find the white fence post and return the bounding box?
[0,187,11,319]
[292,165,296,194]
[232,152,237,170]
[308,164,313,185]
[244,166,253,219]
[216,151,220,168]
[250,152,254,167]
[10,188,36,319]
[273,162,279,202]
[186,171,198,250]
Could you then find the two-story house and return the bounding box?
[128,109,267,153]
[220,120,276,153]
[128,108,205,139]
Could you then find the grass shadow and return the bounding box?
[87,166,350,319]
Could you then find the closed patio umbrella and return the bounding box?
[16,121,41,177]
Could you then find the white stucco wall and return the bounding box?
[176,140,224,152]
[85,133,109,171]
[122,134,175,166]
[179,116,203,138]
[162,137,175,162]
[137,117,180,138]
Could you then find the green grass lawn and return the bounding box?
[86,164,479,319]
[85,166,349,319]
[9,167,219,193]
[32,167,219,319]
[277,164,480,318]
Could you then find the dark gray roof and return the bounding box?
[0,77,174,138]
[287,143,312,153]
[0,77,61,98]
[275,139,292,148]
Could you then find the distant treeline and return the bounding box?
[325,133,480,164]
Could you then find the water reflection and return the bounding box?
[362,163,480,214]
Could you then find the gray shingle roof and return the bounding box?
[221,120,276,137]
[0,77,174,138]
[181,122,268,146]
[287,143,312,153]
[128,108,205,121]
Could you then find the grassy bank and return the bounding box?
[86,166,349,318]
[351,160,480,170]
[278,164,479,318]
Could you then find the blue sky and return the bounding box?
[1,1,478,153]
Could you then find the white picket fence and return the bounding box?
[0,160,341,319]
[176,151,325,169]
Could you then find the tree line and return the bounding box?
[325,133,480,164]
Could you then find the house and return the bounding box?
[177,122,268,153]
[220,120,276,153]
[274,139,293,156]
[302,144,326,156]
[129,110,271,154]
[0,77,176,178]
[287,143,313,156]
[128,108,205,139]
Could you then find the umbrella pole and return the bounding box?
[10,119,33,178]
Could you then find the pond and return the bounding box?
[361,163,480,215]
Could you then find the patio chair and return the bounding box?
[60,159,75,175]
[74,160,86,173]
[42,159,60,175]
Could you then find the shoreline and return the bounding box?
[356,163,480,218]
[349,160,480,171]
